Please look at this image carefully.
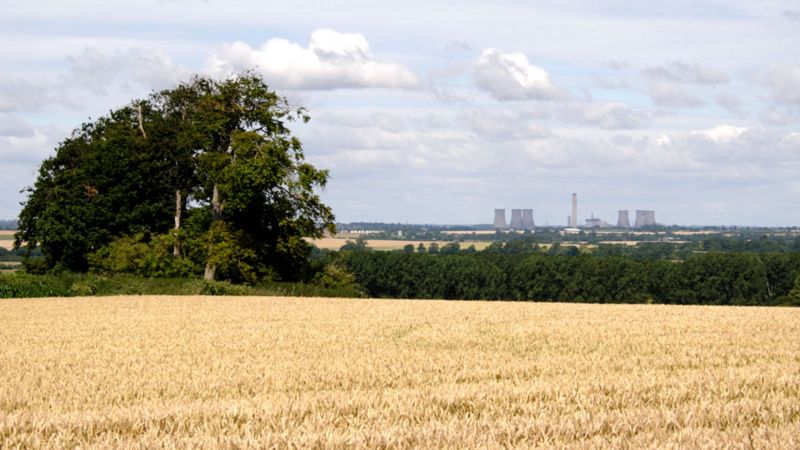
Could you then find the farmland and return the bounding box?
[0,230,14,250]
[2,296,799,448]
[308,237,493,251]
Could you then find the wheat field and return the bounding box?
[1,296,799,448]
[306,237,493,251]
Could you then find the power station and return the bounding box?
[492,208,535,230]
[493,209,507,229]
[617,210,630,228]
[634,210,656,227]
[522,209,535,229]
[571,193,578,227]
[491,193,657,230]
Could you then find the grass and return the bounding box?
[1,297,799,448]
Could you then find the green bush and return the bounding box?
[88,232,199,278]
[0,273,76,298]
[200,280,251,296]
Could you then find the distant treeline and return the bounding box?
[341,251,800,306]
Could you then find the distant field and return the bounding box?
[308,237,493,251]
[0,231,14,250]
[1,296,799,448]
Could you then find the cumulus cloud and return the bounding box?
[207,29,420,90]
[0,78,54,112]
[759,107,794,125]
[760,64,800,106]
[0,113,35,137]
[715,92,744,114]
[647,82,704,108]
[66,47,188,94]
[782,10,800,21]
[462,109,552,141]
[473,48,566,101]
[642,61,729,85]
[691,124,748,142]
[556,102,651,129]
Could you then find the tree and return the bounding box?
[16,73,335,282]
[174,75,335,281]
[788,274,800,305]
[16,104,180,271]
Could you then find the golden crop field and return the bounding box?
[2,297,799,448]
[0,230,14,250]
[307,237,492,251]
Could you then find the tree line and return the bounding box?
[340,251,800,306]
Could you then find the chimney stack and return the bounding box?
[571,193,578,227]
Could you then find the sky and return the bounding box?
[1,0,799,226]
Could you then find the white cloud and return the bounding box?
[691,124,748,142]
[760,64,800,107]
[0,113,35,137]
[556,102,651,129]
[643,61,729,85]
[463,109,552,141]
[206,29,420,90]
[716,92,743,114]
[66,47,188,94]
[0,78,53,112]
[759,107,795,125]
[647,82,704,108]
[473,48,565,101]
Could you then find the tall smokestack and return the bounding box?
[493,209,507,229]
[521,209,535,230]
[509,209,523,229]
[617,210,630,228]
[571,193,578,227]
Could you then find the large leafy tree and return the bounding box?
[16,104,178,271]
[171,74,335,281]
[16,73,335,281]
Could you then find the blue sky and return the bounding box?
[1,0,799,226]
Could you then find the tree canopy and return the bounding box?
[16,73,335,282]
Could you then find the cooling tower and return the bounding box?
[521,209,535,230]
[634,210,656,227]
[493,209,507,229]
[617,210,630,228]
[509,209,524,229]
[571,193,578,227]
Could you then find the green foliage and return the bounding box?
[312,262,359,290]
[202,222,258,284]
[340,236,370,252]
[16,104,182,271]
[342,251,800,305]
[88,232,198,278]
[199,280,251,296]
[16,73,335,283]
[0,272,365,299]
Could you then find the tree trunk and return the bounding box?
[204,183,223,281]
[211,183,222,219]
[204,264,216,281]
[173,189,182,257]
[135,103,147,139]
